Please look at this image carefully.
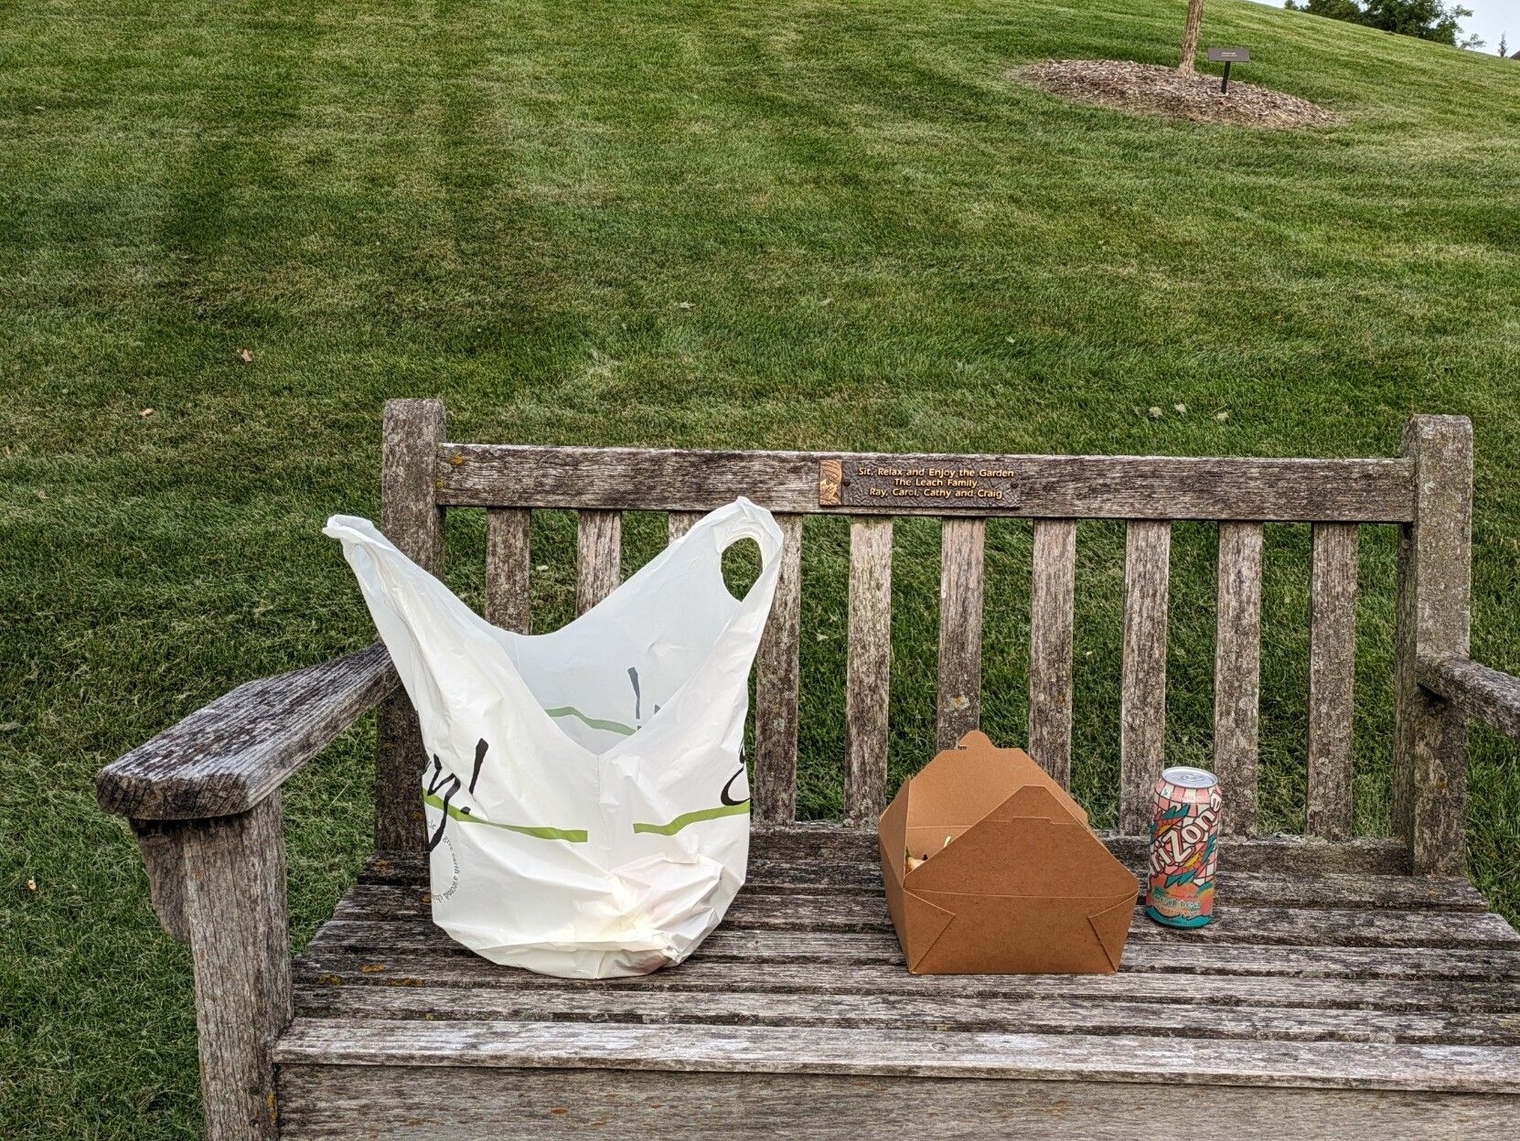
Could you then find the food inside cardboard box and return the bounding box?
[878,731,1140,975]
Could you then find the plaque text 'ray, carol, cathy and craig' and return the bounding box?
[818,458,1020,509]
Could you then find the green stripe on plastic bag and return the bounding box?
[423,793,589,842]
[632,802,751,836]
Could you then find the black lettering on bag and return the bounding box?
[468,737,488,794]
[426,756,463,853]
[720,765,750,807]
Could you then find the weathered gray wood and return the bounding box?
[278,1064,1520,1141]
[754,514,804,823]
[291,983,1520,1045]
[666,510,702,544]
[1028,519,1077,786]
[1418,654,1520,742]
[299,920,1520,981]
[436,445,1416,522]
[1120,520,1172,834]
[377,398,446,855]
[844,518,893,825]
[325,884,1519,948]
[746,822,1411,874]
[1214,521,1263,835]
[351,852,1485,911]
[485,508,531,634]
[1394,416,1474,875]
[183,797,292,1141]
[575,510,621,614]
[1308,523,1360,840]
[936,517,985,751]
[131,819,191,943]
[97,643,396,821]
[273,1018,1520,1092]
[293,953,1520,1018]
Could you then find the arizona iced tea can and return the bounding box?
[1145,766,1223,928]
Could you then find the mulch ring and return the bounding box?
[1019,59,1338,129]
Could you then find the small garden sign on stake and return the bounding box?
[1207,46,1250,93]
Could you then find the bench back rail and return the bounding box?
[376,400,1471,874]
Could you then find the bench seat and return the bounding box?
[274,827,1520,1139]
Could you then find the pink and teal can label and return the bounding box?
[1146,766,1222,929]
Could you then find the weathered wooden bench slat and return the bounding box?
[484,507,532,634]
[1308,521,1360,840]
[352,851,1491,911]
[666,509,702,543]
[1214,521,1264,834]
[935,517,985,751]
[574,509,621,615]
[1119,519,1172,834]
[299,921,1520,982]
[1027,517,1076,786]
[288,984,1520,1045]
[292,951,1520,1015]
[843,517,892,824]
[434,445,1417,522]
[326,885,1520,948]
[272,1018,1520,1092]
[278,1065,1520,1141]
[747,823,1414,873]
[753,513,804,823]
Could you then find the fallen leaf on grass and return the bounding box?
[138,408,154,418]
[238,348,254,363]
[27,878,37,891]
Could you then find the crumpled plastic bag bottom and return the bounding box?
[437,852,737,979]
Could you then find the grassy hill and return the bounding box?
[4,1,1520,1135]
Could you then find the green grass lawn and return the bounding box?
[4,0,1520,1135]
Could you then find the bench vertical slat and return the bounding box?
[1028,519,1077,787]
[754,515,805,823]
[485,508,532,634]
[576,510,622,615]
[1395,416,1473,875]
[667,511,702,545]
[1213,522,1264,836]
[376,398,445,855]
[936,518,986,752]
[1307,522,1360,841]
[844,518,893,825]
[1120,520,1172,835]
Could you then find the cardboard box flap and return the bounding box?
[879,779,912,889]
[905,731,1088,832]
[904,808,1137,903]
[1087,895,1136,972]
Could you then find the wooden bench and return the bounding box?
[98,400,1520,1139]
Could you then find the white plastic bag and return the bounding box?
[324,499,784,979]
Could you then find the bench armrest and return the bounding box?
[1416,651,1520,741]
[97,642,397,820]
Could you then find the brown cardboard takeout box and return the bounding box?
[878,731,1139,974]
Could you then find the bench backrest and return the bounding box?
[374,399,1473,874]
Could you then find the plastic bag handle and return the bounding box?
[691,498,785,606]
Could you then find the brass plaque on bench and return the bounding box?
[818,458,1019,509]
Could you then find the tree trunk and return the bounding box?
[1178,0,1205,75]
